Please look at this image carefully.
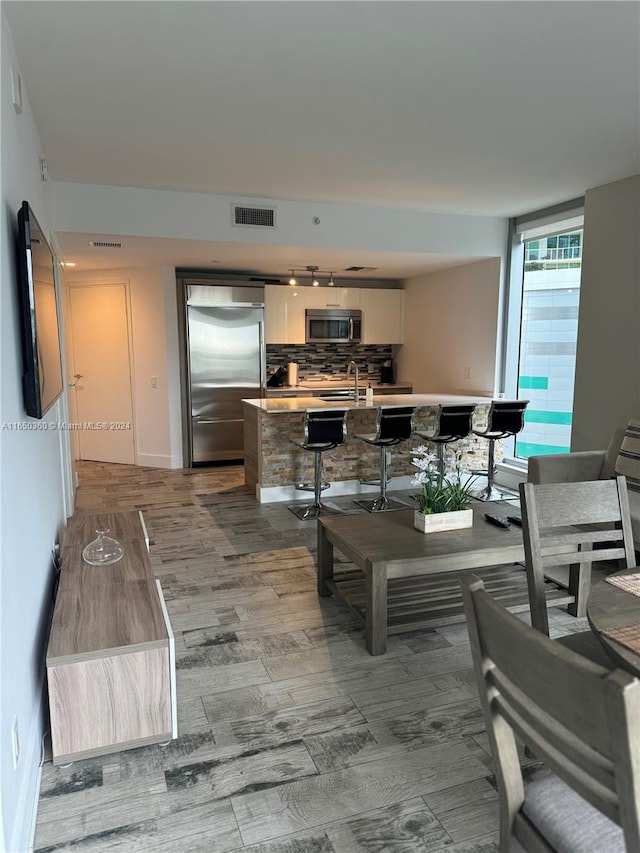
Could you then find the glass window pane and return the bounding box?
[514,229,583,459]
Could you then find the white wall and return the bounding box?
[397,258,502,395]
[1,12,67,851]
[51,182,507,260]
[572,174,640,450]
[64,266,182,469]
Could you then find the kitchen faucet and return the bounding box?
[347,361,359,402]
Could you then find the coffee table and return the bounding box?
[317,502,574,654]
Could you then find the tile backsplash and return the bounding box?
[266,344,393,380]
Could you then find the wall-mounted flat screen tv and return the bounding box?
[16,200,64,418]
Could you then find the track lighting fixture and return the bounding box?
[286,266,338,286]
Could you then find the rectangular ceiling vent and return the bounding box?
[89,240,122,249]
[232,204,276,229]
[344,266,378,272]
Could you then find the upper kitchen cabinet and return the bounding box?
[265,285,404,344]
[303,287,361,310]
[264,285,305,343]
[360,289,404,343]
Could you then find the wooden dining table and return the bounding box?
[587,568,640,676]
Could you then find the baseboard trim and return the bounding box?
[9,679,45,853]
[257,473,508,506]
[257,475,415,504]
[27,762,43,853]
[135,453,182,469]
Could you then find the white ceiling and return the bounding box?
[5,1,640,278]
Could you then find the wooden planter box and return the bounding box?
[413,508,473,534]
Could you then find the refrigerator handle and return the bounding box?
[259,319,266,396]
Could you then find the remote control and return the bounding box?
[484,513,511,528]
[506,515,522,527]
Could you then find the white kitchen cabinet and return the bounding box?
[265,285,305,343]
[303,287,361,310]
[266,285,403,344]
[360,289,404,343]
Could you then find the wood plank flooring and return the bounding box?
[34,461,596,853]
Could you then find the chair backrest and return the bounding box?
[375,406,415,442]
[520,476,636,635]
[304,409,347,447]
[432,403,476,442]
[480,399,529,439]
[462,574,640,851]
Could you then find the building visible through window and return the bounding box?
[516,229,582,457]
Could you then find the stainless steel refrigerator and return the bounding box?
[183,284,265,464]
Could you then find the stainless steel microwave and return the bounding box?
[305,309,362,344]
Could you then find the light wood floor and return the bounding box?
[33,461,593,853]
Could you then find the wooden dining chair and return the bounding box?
[519,476,636,656]
[462,574,640,852]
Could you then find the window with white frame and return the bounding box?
[502,201,584,464]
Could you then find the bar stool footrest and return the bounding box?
[473,485,513,502]
[295,481,330,493]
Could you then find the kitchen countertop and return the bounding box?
[244,393,491,413]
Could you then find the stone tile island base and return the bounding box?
[243,396,497,503]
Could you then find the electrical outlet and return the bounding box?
[11,716,19,769]
[463,367,471,379]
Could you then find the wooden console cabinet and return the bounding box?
[46,511,177,764]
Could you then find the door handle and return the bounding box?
[69,373,83,387]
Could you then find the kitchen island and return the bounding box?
[242,393,494,503]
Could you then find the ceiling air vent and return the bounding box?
[232,204,276,229]
[344,266,378,272]
[89,240,122,249]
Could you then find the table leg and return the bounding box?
[365,560,388,655]
[317,523,334,596]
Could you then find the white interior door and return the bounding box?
[68,284,135,464]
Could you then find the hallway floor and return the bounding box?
[33,462,588,853]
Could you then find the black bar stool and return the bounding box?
[288,409,348,520]
[472,399,529,501]
[413,404,476,478]
[354,407,415,512]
